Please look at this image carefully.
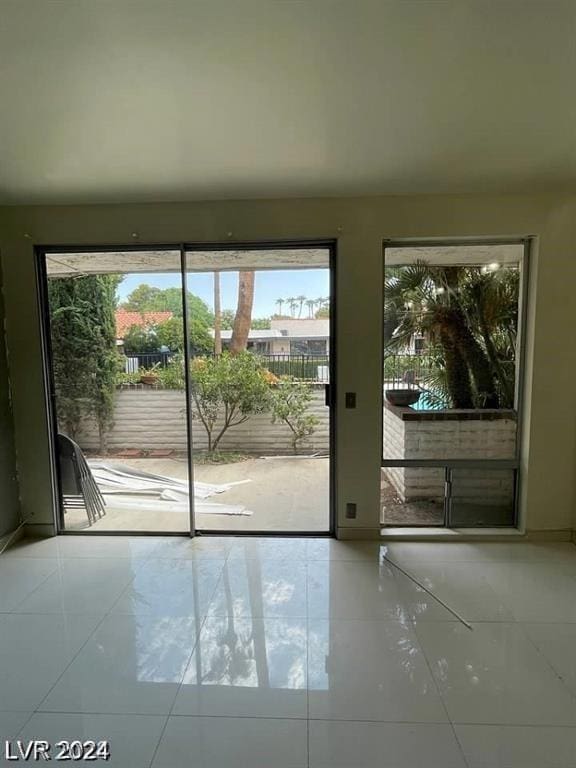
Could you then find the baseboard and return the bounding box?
[23,523,56,539]
[0,525,25,554]
[524,529,573,542]
[379,527,574,543]
[337,527,382,541]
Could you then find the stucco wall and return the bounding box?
[1,194,576,537]
[0,263,19,538]
[76,388,329,455]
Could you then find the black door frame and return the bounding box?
[35,240,337,538]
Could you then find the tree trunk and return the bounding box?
[450,315,499,407]
[213,271,222,355]
[98,421,108,455]
[437,281,499,409]
[230,271,255,354]
[440,330,474,408]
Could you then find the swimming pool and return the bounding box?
[410,390,447,411]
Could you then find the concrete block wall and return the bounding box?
[382,405,405,497]
[77,388,330,455]
[383,405,517,504]
[404,419,517,460]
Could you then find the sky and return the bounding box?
[117,269,330,318]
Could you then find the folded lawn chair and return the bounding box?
[57,434,106,526]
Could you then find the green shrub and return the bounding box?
[190,351,271,452]
[269,376,319,453]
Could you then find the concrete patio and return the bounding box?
[64,456,330,533]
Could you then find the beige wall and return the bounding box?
[0,258,20,538]
[0,194,575,538]
[77,388,330,455]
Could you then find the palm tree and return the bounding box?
[305,299,315,318]
[384,261,517,408]
[296,295,306,318]
[286,297,297,317]
[461,268,519,406]
[315,296,330,318]
[275,298,284,316]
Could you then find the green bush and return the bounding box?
[269,377,319,453]
[157,357,186,389]
[190,352,271,453]
[49,274,120,452]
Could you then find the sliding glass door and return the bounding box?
[185,245,333,534]
[381,240,529,528]
[41,248,192,534]
[40,243,334,536]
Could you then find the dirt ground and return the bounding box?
[380,472,445,526]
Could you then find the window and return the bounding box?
[382,241,528,528]
[290,340,327,355]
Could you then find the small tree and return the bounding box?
[190,351,270,453]
[155,317,184,352]
[269,377,319,454]
[121,284,213,324]
[123,324,160,354]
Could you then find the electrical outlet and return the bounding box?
[345,392,356,408]
[345,502,357,519]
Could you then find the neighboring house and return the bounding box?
[214,318,330,355]
[115,310,173,350]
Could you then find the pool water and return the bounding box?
[411,391,446,410]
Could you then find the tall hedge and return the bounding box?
[48,275,121,452]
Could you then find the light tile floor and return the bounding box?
[1,536,576,766]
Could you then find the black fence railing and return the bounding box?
[383,353,434,388]
[124,352,172,372]
[257,354,330,381]
[383,353,446,409]
[124,352,330,381]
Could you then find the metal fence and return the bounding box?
[383,353,434,388]
[257,354,330,381]
[383,353,446,409]
[124,352,330,381]
[124,352,172,372]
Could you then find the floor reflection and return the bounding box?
[183,617,306,690]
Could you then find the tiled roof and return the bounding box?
[115,310,173,337]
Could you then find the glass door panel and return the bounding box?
[184,246,332,534]
[382,241,527,528]
[381,466,445,526]
[449,468,516,527]
[43,249,192,533]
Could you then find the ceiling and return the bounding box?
[45,248,329,275]
[386,243,524,266]
[1,0,575,205]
